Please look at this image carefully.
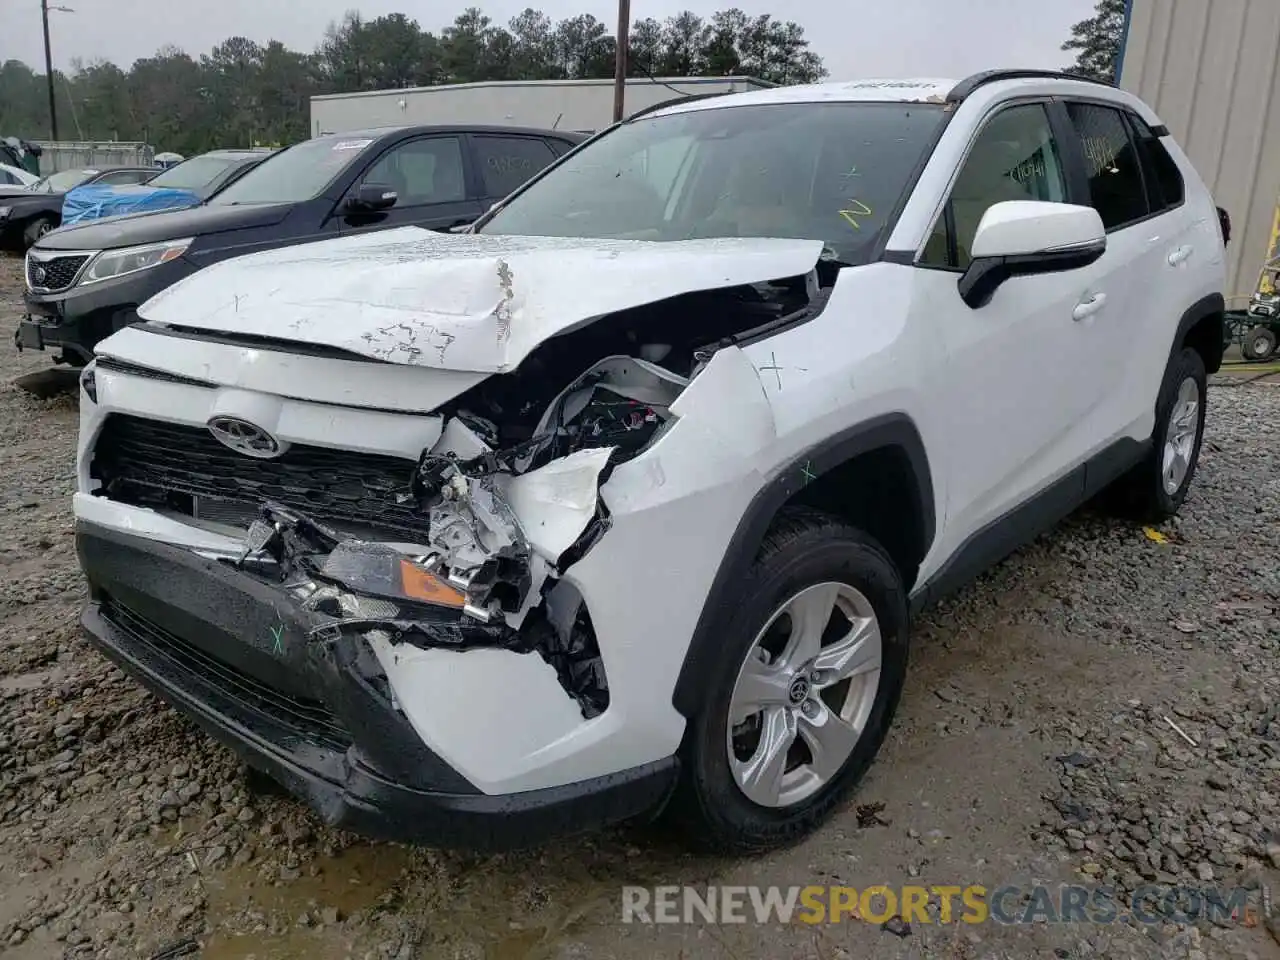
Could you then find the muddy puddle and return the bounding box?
[200,843,412,959]
[196,828,692,959]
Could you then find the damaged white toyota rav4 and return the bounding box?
[74,70,1225,853]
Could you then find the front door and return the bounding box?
[340,136,481,235]
[913,100,1105,559]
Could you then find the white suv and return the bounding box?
[73,70,1225,853]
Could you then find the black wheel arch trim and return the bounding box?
[1175,292,1226,373]
[671,413,934,719]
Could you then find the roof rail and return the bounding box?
[625,91,729,122]
[946,69,1116,103]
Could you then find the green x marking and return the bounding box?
[269,623,285,656]
[801,461,817,484]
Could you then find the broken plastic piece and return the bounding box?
[496,446,615,562]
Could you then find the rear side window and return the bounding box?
[1064,102,1149,230]
[1128,113,1185,211]
[474,136,556,197]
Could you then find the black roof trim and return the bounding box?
[1150,123,1170,137]
[947,69,1118,103]
[314,124,588,141]
[625,92,730,122]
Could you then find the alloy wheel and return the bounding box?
[1162,376,1200,495]
[726,581,883,808]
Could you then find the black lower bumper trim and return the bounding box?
[77,520,678,850]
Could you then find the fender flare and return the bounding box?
[670,413,935,719]
[1174,292,1225,373]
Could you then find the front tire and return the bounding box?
[22,216,54,249]
[668,508,909,854]
[1111,347,1207,522]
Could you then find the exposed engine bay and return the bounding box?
[121,273,824,720]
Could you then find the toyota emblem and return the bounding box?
[206,416,282,458]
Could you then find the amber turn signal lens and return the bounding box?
[398,560,466,608]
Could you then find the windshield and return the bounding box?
[479,102,946,265]
[211,137,368,205]
[32,169,97,193]
[148,155,241,192]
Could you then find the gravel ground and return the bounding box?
[1,251,1279,959]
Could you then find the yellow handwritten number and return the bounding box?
[839,199,874,230]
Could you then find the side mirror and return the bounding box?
[958,201,1106,309]
[346,183,397,213]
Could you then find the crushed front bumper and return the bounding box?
[76,520,677,851]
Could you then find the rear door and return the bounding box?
[338,135,481,235]
[1058,100,1183,469]
[470,134,560,205]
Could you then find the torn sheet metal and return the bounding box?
[136,228,825,373]
[414,353,689,580]
[494,447,615,563]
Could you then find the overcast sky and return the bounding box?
[1,0,1095,79]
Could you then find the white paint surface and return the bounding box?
[136,229,824,373]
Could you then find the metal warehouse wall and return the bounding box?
[311,78,767,139]
[1120,0,1280,302]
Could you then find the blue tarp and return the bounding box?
[61,184,201,226]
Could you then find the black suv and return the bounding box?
[18,125,585,366]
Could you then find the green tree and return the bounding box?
[0,6,828,152]
[627,18,664,76]
[1062,0,1127,82]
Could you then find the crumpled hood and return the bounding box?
[137,227,824,373]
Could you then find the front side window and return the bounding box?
[361,137,466,206]
[922,103,1068,269]
[474,136,556,198]
[1065,102,1149,230]
[478,102,948,267]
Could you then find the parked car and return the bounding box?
[18,125,585,367]
[0,162,38,189]
[0,166,156,249]
[73,71,1224,854]
[61,148,275,227]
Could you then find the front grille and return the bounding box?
[92,414,428,537]
[27,253,90,292]
[101,598,352,750]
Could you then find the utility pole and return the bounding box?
[41,0,58,140]
[612,0,631,123]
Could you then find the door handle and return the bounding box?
[1168,245,1193,266]
[1072,293,1107,321]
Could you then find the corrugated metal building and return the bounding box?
[1119,0,1280,303]
[310,76,771,139]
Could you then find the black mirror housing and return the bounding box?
[347,184,397,213]
[957,240,1106,309]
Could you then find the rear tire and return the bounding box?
[1242,325,1278,361]
[667,508,909,854]
[22,217,54,249]
[1109,347,1207,522]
